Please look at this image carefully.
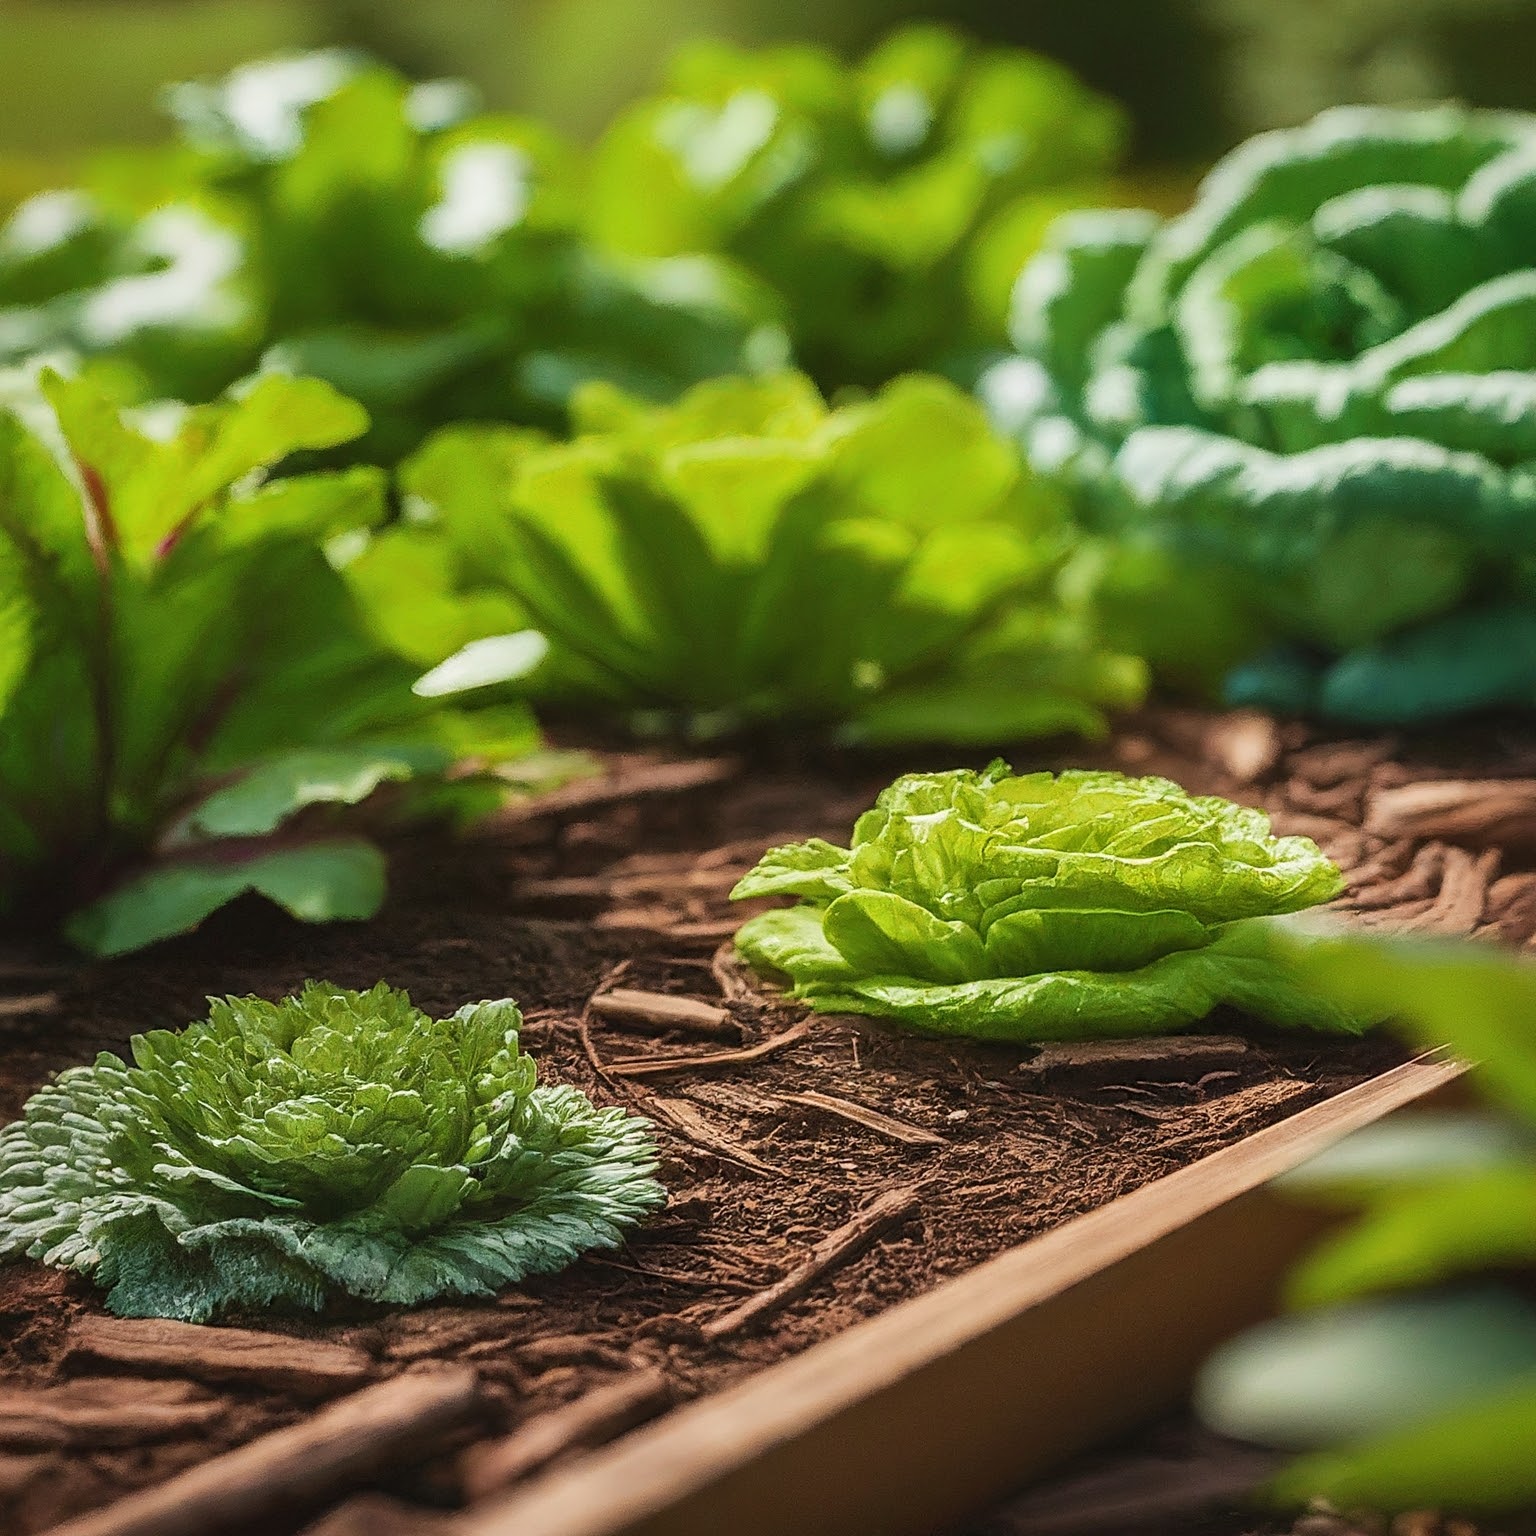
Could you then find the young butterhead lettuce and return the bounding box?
[731,763,1361,1040]
[0,983,664,1320]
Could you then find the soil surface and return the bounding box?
[0,706,1532,1534]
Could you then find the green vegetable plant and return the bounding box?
[0,51,784,463]
[1197,933,1536,1514]
[0,982,663,1320]
[983,105,1536,723]
[0,365,556,956]
[585,24,1127,391]
[348,370,1144,745]
[730,761,1363,1041]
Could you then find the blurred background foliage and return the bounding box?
[4,0,1536,191]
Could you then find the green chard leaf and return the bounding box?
[731,763,1360,1041]
[0,369,559,951]
[0,983,664,1318]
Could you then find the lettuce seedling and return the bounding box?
[586,24,1127,390]
[349,371,1144,745]
[1197,934,1536,1512]
[0,366,552,955]
[731,762,1361,1040]
[983,105,1536,723]
[0,52,784,463]
[0,982,663,1320]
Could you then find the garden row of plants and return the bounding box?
[1,27,1535,1523]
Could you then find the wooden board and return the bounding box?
[454,1057,1461,1536]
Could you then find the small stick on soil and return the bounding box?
[589,988,741,1042]
[647,1096,782,1175]
[0,1379,224,1450]
[576,962,632,1090]
[43,1367,482,1536]
[1368,778,1536,846]
[607,1022,812,1080]
[459,1369,673,1500]
[0,990,59,1018]
[1015,1036,1252,1087]
[65,1316,374,1400]
[778,1090,948,1149]
[701,1185,921,1341]
[481,756,740,836]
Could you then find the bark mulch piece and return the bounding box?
[1,706,1532,1534]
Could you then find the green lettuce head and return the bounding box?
[0,983,663,1321]
[0,51,783,463]
[349,370,1144,745]
[732,763,1363,1041]
[586,25,1126,390]
[983,105,1536,724]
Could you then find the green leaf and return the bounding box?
[1197,1289,1536,1451]
[66,840,388,956]
[411,631,548,698]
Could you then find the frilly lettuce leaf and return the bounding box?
[351,371,1143,742]
[986,104,1536,721]
[0,982,663,1319]
[732,762,1356,1041]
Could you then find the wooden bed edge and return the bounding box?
[452,1055,1462,1536]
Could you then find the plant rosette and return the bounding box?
[731,763,1366,1041]
[0,983,664,1321]
[0,364,558,956]
[350,370,1144,746]
[586,24,1127,391]
[982,105,1536,724]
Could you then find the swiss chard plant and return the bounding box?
[982,105,1536,723]
[0,982,663,1320]
[347,370,1144,745]
[731,762,1364,1040]
[0,366,555,956]
[585,24,1127,391]
[0,51,784,463]
[1198,933,1536,1514]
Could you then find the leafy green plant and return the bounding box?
[1197,933,1536,1513]
[0,982,663,1320]
[983,105,1536,723]
[0,51,784,463]
[347,370,1144,744]
[730,761,1363,1040]
[585,24,1127,391]
[0,365,556,956]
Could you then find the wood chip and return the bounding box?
[1204,711,1282,784]
[778,1090,948,1149]
[1367,779,1536,846]
[1016,1036,1252,1086]
[0,991,59,1018]
[607,1022,812,1079]
[1288,739,1398,787]
[296,1494,453,1536]
[481,757,739,835]
[0,1379,223,1451]
[648,1097,781,1176]
[43,1368,482,1536]
[588,988,740,1042]
[701,1186,920,1341]
[459,1370,673,1499]
[66,1316,375,1399]
[1397,846,1500,935]
[710,941,756,1004]
[1345,842,1447,910]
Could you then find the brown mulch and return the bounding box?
[0,707,1533,1533]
